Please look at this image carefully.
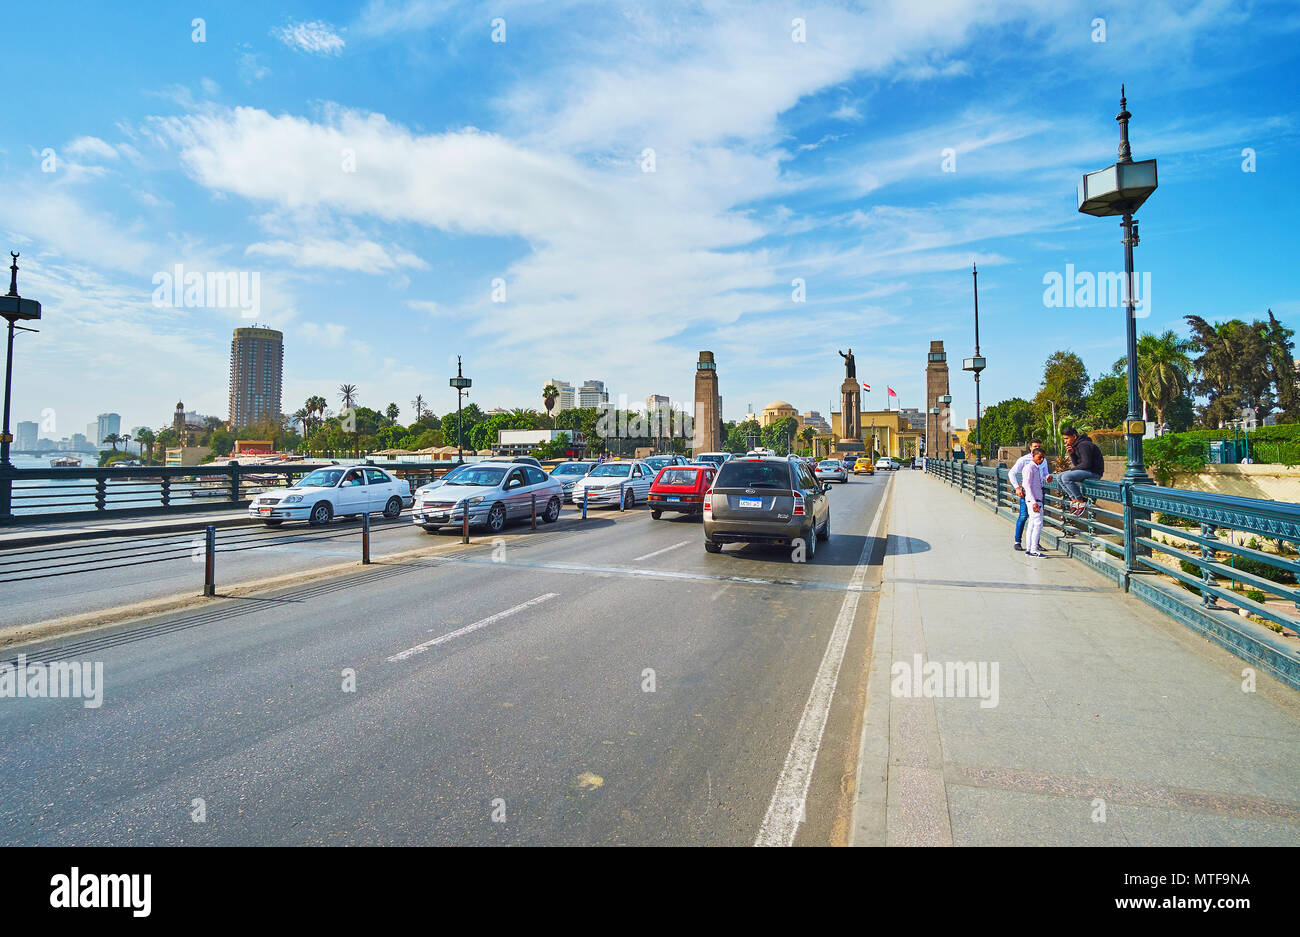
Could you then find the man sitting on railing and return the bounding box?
[1058,426,1103,517]
[1009,439,1053,552]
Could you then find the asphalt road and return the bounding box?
[0,470,896,846]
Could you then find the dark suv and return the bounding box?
[702,456,830,558]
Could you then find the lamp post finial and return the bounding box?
[1116,85,1132,163]
[7,252,18,298]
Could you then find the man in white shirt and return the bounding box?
[1009,439,1053,552]
[1022,448,1049,557]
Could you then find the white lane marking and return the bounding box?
[387,593,558,662]
[633,539,691,562]
[754,475,891,847]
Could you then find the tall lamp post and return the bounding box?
[939,394,953,459]
[962,264,987,465]
[1077,86,1156,485]
[449,355,472,463]
[0,253,42,521]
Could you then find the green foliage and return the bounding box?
[1225,555,1296,585]
[1245,589,1267,603]
[726,418,761,453]
[1142,434,1207,485]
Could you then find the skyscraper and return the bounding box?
[16,421,37,450]
[229,327,284,429]
[97,413,121,447]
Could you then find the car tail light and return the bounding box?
[703,497,711,513]
[793,501,805,515]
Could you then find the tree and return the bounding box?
[979,398,1036,453]
[135,427,156,463]
[103,433,121,451]
[543,384,559,419]
[1035,351,1090,411]
[385,402,400,425]
[1185,315,1273,426]
[1114,330,1194,432]
[410,394,428,422]
[1265,310,1298,422]
[1084,372,1128,432]
[338,384,358,410]
[800,425,816,454]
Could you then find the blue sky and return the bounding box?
[3,0,1297,438]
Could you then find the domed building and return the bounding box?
[760,400,798,427]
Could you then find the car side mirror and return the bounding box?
[822,484,831,494]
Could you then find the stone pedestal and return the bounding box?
[841,378,861,444]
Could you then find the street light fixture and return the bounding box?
[1077,86,1156,486]
[449,355,472,463]
[0,252,42,519]
[962,264,987,465]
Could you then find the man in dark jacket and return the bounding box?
[1058,426,1103,515]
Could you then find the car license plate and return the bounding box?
[259,508,271,515]
[738,497,762,508]
[667,496,681,502]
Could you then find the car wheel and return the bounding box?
[651,509,662,520]
[543,496,560,523]
[264,520,283,527]
[486,502,507,533]
[383,496,402,518]
[623,490,635,509]
[804,525,816,560]
[308,502,333,526]
[704,539,722,554]
[818,512,830,541]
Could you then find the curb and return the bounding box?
[0,514,255,550]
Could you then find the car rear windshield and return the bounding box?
[551,463,590,475]
[589,464,631,477]
[818,461,840,468]
[656,468,700,487]
[715,461,791,489]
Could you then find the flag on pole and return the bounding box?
[887,387,897,398]
[862,382,871,392]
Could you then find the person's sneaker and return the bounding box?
[1013,543,1023,551]
[1071,502,1087,516]
[1026,551,1045,558]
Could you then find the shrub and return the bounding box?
[1226,556,1296,585]
[1245,589,1267,603]
[1178,558,1202,596]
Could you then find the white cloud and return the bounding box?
[65,137,119,161]
[246,238,428,272]
[272,20,346,55]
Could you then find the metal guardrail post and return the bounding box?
[362,511,371,564]
[461,504,469,544]
[1121,483,1136,590]
[0,468,11,522]
[1199,522,1218,607]
[994,467,1003,515]
[203,524,216,596]
[620,487,627,512]
[531,492,537,529]
[230,466,239,504]
[160,475,171,509]
[95,475,107,512]
[583,488,589,519]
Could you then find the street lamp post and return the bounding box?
[449,356,472,463]
[0,253,42,520]
[939,394,953,459]
[962,264,987,465]
[1078,86,1157,486]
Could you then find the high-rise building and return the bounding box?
[645,394,669,412]
[86,422,98,446]
[97,413,121,447]
[16,421,37,450]
[925,340,950,457]
[577,380,607,409]
[692,351,721,455]
[229,327,284,429]
[543,379,575,413]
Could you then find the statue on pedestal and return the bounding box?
[839,348,856,381]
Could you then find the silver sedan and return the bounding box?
[412,461,563,533]
[814,459,849,484]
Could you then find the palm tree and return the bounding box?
[293,407,310,437]
[338,384,358,410]
[410,394,428,422]
[104,433,121,451]
[800,425,815,455]
[543,384,559,418]
[385,402,400,425]
[1116,330,1194,432]
[119,433,132,456]
[136,427,156,463]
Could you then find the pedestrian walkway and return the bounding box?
[851,470,1300,846]
[0,508,250,549]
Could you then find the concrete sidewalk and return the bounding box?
[852,470,1300,846]
[0,509,252,549]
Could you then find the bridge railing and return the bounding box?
[0,461,465,524]
[924,457,1300,633]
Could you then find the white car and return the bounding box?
[569,460,656,508]
[875,458,899,471]
[249,466,413,526]
[412,461,562,533]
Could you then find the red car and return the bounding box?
[648,465,717,519]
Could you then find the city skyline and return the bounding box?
[4,2,1297,438]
